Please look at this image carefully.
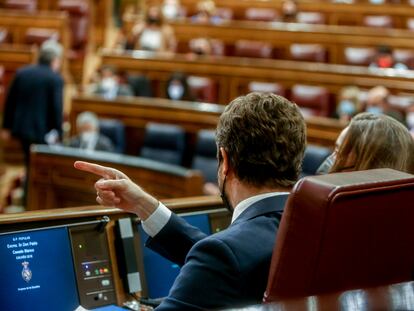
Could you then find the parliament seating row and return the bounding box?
[167,20,414,66]
[27,144,206,210]
[100,51,414,109]
[179,0,414,29]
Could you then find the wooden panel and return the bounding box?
[180,0,414,28]
[100,51,414,104]
[27,145,205,210]
[71,95,346,149]
[167,20,414,64]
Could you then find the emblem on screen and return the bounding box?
[21,261,32,282]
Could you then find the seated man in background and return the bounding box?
[89,66,133,100]
[75,92,306,310]
[68,112,114,152]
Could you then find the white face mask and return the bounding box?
[101,77,117,91]
[406,112,414,129]
[168,84,185,100]
[366,106,384,115]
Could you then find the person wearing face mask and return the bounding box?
[165,72,194,101]
[336,86,361,122]
[162,0,182,20]
[68,112,114,152]
[129,5,176,52]
[369,45,408,70]
[74,92,306,310]
[365,86,405,124]
[93,66,133,100]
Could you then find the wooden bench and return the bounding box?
[27,144,205,211]
[71,94,345,151]
[166,19,414,64]
[100,50,414,106]
[179,0,414,28]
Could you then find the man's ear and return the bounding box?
[219,147,229,176]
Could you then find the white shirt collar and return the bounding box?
[231,192,290,223]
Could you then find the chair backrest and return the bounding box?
[140,123,186,166]
[264,169,414,301]
[291,84,331,117]
[25,28,60,46]
[0,28,10,44]
[234,40,273,59]
[344,47,376,66]
[245,8,279,22]
[296,12,326,24]
[187,76,217,103]
[191,129,217,183]
[393,49,414,69]
[58,0,89,50]
[248,82,286,97]
[301,145,331,178]
[99,118,126,154]
[363,15,394,28]
[289,44,327,63]
[4,0,37,11]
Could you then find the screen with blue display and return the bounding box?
[0,227,80,311]
[138,213,211,299]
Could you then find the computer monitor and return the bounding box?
[0,227,80,311]
[138,213,212,299]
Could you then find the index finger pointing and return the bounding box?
[74,161,117,179]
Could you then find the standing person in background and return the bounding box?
[1,39,64,205]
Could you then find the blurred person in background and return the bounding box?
[365,86,405,124]
[162,0,183,20]
[165,72,194,101]
[336,86,361,122]
[369,45,408,70]
[128,5,176,51]
[90,66,133,99]
[68,112,114,152]
[191,0,222,24]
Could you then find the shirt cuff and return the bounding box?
[141,202,172,237]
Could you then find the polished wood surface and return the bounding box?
[180,0,414,28]
[101,50,414,105]
[27,145,205,211]
[71,95,345,149]
[233,281,414,311]
[168,19,414,64]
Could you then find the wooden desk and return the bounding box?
[71,95,345,149]
[27,144,205,211]
[0,196,228,306]
[169,20,414,64]
[101,50,414,105]
[180,0,414,28]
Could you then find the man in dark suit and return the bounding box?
[2,39,64,165]
[75,92,306,310]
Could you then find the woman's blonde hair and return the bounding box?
[331,112,414,174]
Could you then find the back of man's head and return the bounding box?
[38,39,63,68]
[216,92,306,188]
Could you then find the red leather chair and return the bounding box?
[25,28,60,46]
[248,82,286,97]
[264,168,414,301]
[58,0,89,57]
[289,44,327,62]
[187,76,217,103]
[344,47,376,66]
[4,0,37,11]
[245,8,280,22]
[393,49,414,69]
[291,84,331,117]
[296,12,326,24]
[234,40,272,58]
[363,15,394,28]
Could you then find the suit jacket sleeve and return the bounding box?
[146,213,208,266]
[3,74,19,130]
[156,237,242,310]
[49,76,63,136]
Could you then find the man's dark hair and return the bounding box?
[216,92,306,188]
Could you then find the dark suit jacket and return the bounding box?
[147,194,289,310]
[3,64,63,143]
[68,134,115,152]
